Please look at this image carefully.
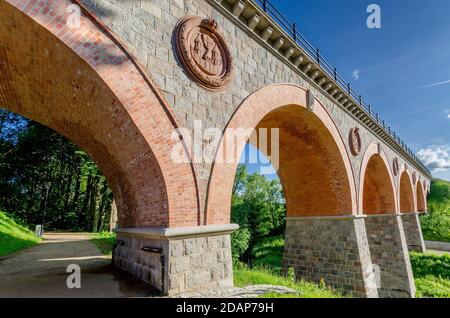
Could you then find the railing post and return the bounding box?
[316,48,320,65]
[347,82,351,94]
[359,95,362,105]
[334,68,337,81]
[263,0,267,12]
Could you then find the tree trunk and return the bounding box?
[90,176,99,232]
[109,199,118,232]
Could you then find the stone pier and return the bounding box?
[364,214,416,298]
[401,213,426,252]
[282,216,378,298]
[113,225,237,295]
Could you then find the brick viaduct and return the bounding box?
[0,0,432,297]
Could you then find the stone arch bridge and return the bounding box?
[0,0,432,297]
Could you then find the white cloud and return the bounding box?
[352,69,360,80]
[448,114,450,119]
[418,145,450,172]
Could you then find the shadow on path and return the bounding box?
[0,233,159,298]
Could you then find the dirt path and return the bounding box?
[0,233,156,298]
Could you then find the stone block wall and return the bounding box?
[113,230,233,295]
[365,214,416,298]
[113,235,168,292]
[402,213,426,252]
[168,235,233,294]
[282,216,378,298]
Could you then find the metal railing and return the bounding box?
[254,0,430,175]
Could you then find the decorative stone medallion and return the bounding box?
[174,15,233,91]
[393,157,399,176]
[349,127,361,156]
[412,172,417,185]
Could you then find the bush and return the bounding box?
[420,209,450,242]
[410,252,450,298]
[231,228,251,260]
[410,252,450,280]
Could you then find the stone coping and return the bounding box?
[398,212,423,216]
[364,213,400,218]
[113,224,239,240]
[286,214,366,221]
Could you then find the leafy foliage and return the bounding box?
[410,252,450,298]
[230,165,286,262]
[0,111,113,232]
[0,210,40,256]
[421,179,450,242]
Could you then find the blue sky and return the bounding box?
[244,0,450,181]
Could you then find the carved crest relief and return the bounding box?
[349,127,361,156]
[174,15,233,91]
[393,158,399,176]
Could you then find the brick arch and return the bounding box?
[398,167,416,213]
[206,84,357,224]
[358,143,397,214]
[0,0,200,227]
[416,181,427,212]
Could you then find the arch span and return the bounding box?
[416,181,426,212]
[399,168,416,213]
[359,144,397,214]
[206,84,357,224]
[0,0,199,227]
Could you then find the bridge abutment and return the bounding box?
[112,225,237,295]
[282,216,378,298]
[401,213,426,252]
[364,214,416,298]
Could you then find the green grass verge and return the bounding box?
[234,265,342,298]
[90,231,116,257]
[410,252,450,298]
[235,235,343,298]
[0,211,41,256]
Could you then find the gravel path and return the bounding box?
[0,233,155,298]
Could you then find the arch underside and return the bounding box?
[254,105,352,217]
[207,84,356,224]
[0,0,199,227]
[416,182,426,212]
[400,172,415,213]
[361,155,396,214]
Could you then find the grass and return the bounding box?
[251,235,284,271]
[236,235,343,298]
[0,210,41,256]
[234,265,342,298]
[410,252,450,298]
[90,231,116,256]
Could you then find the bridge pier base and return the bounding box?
[364,214,416,298]
[282,216,378,298]
[401,213,426,252]
[112,225,237,295]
